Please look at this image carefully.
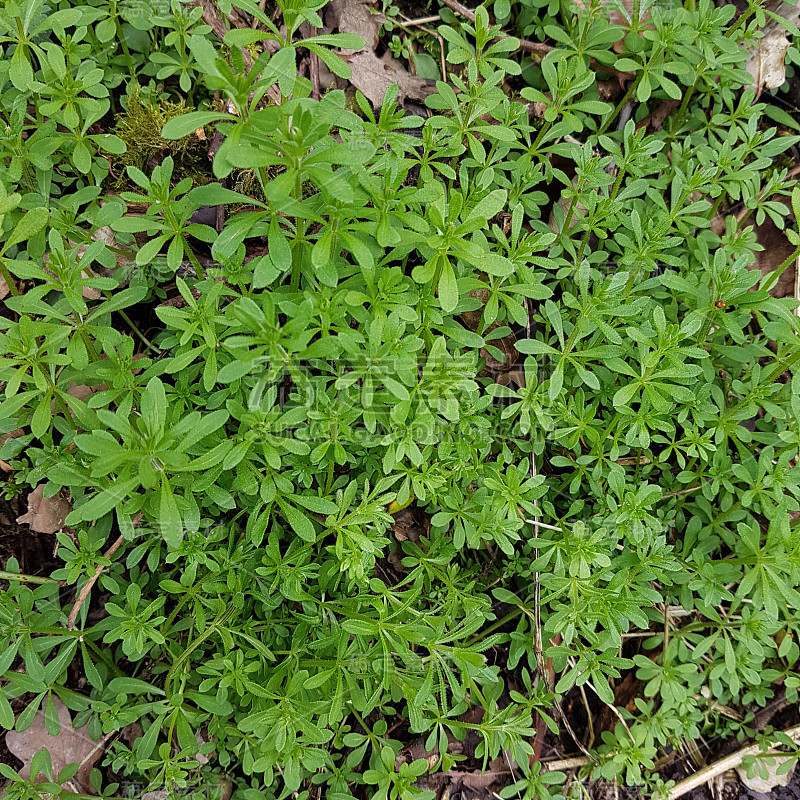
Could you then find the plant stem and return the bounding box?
[0,571,61,584]
[185,244,205,281]
[0,259,18,296]
[325,459,335,494]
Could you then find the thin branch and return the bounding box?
[662,484,702,499]
[525,519,563,531]
[669,724,800,799]
[438,0,552,55]
[555,702,599,764]
[399,13,448,82]
[309,25,321,100]
[569,657,634,744]
[437,0,633,77]
[397,14,442,26]
[67,513,142,630]
[439,0,476,20]
[542,756,592,772]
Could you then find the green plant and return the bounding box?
[1,0,800,798]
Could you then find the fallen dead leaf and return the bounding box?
[6,695,102,793]
[342,49,436,106]
[736,756,796,793]
[0,428,24,446]
[120,721,144,747]
[745,1,800,93]
[493,366,525,389]
[750,215,796,300]
[391,507,422,543]
[326,0,383,53]
[636,99,680,132]
[141,791,170,800]
[16,485,72,534]
[748,30,791,90]
[324,0,433,105]
[0,272,9,300]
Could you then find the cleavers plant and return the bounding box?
[1,0,800,798]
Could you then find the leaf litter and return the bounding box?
[5,695,102,794]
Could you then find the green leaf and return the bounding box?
[467,189,507,221]
[161,112,237,140]
[66,477,141,525]
[305,43,352,79]
[516,339,557,355]
[185,690,233,715]
[305,32,365,50]
[160,477,183,549]
[187,184,265,208]
[438,258,458,312]
[343,619,377,636]
[107,677,164,696]
[268,218,293,271]
[1,207,49,256]
[293,495,339,515]
[81,644,103,690]
[224,28,268,47]
[277,499,316,542]
[0,695,14,730]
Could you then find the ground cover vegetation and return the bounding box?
[1,0,800,797]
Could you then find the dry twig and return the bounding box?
[669,724,800,799]
[437,0,633,78]
[67,512,143,629]
[439,0,553,54]
[398,14,448,80]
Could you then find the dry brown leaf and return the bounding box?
[342,50,435,106]
[0,428,24,447]
[750,216,797,300]
[494,366,525,388]
[736,757,796,793]
[636,99,680,132]
[141,791,170,800]
[16,485,72,534]
[327,0,383,53]
[745,1,800,92]
[0,272,9,300]
[6,695,102,793]
[325,0,433,106]
[391,507,421,543]
[748,31,791,90]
